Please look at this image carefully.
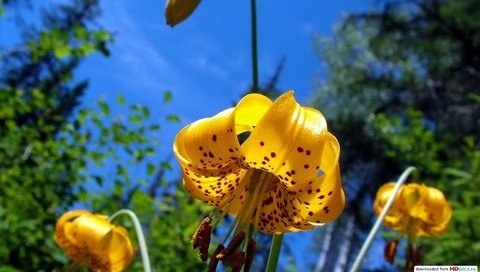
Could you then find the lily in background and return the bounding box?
[54,210,134,272]
[173,91,345,271]
[374,182,452,269]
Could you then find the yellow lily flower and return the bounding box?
[174,91,344,268]
[54,210,134,272]
[165,0,201,27]
[374,182,452,238]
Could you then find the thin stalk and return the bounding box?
[349,166,417,272]
[109,209,152,272]
[250,0,259,92]
[265,233,284,272]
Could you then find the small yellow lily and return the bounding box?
[374,182,452,238]
[54,210,134,272]
[174,91,345,268]
[374,182,451,268]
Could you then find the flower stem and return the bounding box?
[109,209,152,272]
[349,166,417,272]
[250,0,259,92]
[266,233,284,272]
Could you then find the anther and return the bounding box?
[244,239,256,272]
[222,251,246,272]
[192,216,212,261]
[216,231,246,260]
[207,244,225,272]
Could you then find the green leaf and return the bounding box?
[161,161,172,171]
[116,94,126,106]
[147,163,156,176]
[98,100,110,116]
[166,114,180,123]
[163,90,172,103]
[128,115,143,124]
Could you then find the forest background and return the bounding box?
[0,0,479,271]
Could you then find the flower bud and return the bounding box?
[165,0,201,27]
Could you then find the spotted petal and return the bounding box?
[242,91,344,225]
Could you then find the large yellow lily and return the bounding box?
[173,91,345,268]
[374,182,452,238]
[54,210,134,272]
[174,91,344,233]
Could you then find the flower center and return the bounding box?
[192,169,272,271]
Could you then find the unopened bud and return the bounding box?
[165,0,201,27]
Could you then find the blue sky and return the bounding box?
[75,0,371,157]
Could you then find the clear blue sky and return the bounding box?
[76,0,371,158]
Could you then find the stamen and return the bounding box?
[207,244,225,272]
[217,231,246,260]
[244,239,256,272]
[222,251,246,272]
[192,216,212,261]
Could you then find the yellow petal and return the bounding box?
[234,93,273,134]
[96,227,135,271]
[294,164,346,224]
[54,210,91,260]
[71,214,114,251]
[373,183,408,231]
[416,186,452,236]
[241,91,329,180]
[254,173,313,233]
[174,93,272,208]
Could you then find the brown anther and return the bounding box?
[216,231,246,260]
[192,216,212,261]
[384,240,398,264]
[222,251,245,271]
[243,239,256,272]
[207,244,225,272]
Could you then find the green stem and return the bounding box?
[266,233,284,272]
[109,209,152,272]
[250,0,259,92]
[349,166,418,272]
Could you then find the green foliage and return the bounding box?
[68,94,209,271]
[367,108,447,177]
[421,139,480,264]
[30,25,112,61]
[1,1,216,271]
[311,0,480,268]
[0,88,87,269]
